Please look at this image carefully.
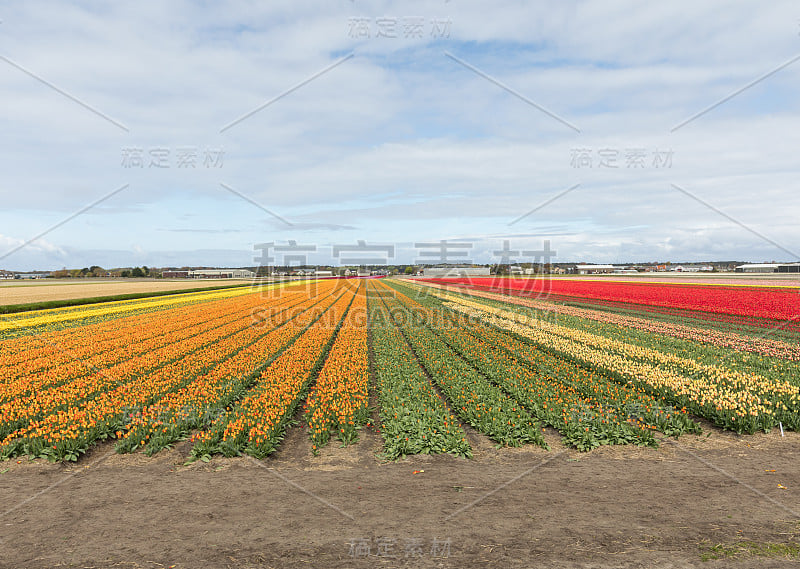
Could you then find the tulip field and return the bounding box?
[421,276,800,323]
[421,277,800,342]
[0,275,798,462]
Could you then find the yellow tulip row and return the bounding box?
[0,281,297,334]
[438,293,799,432]
[418,280,800,361]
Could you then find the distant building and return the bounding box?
[575,264,615,275]
[162,271,190,278]
[670,265,712,272]
[777,263,800,273]
[314,270,334,277]
[735,264,781,273]
[421,267,491,278]
[188,269,255,279]
[14,273,49,279]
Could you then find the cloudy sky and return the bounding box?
[1,1,799,270]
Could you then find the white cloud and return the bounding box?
[0,0,799,269]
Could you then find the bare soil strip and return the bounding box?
[0,279,256,305]
[1,429,798,568]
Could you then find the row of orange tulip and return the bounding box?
[0,281,338,461]
[0,287,297,383]
[305,284,370,450]
[116,284,346,455]
[0,293,302,405]
[0,282,283,339]
[0,295,282,444]
[0,288,274,367]
[190,282,360,459]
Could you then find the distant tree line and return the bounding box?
[120,266,150,278]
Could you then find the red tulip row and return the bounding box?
[421,277,800,325]
[416,281,800,361]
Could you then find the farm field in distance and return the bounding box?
[1,276,799,568]
[0,278,258,306]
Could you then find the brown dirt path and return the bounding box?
[1,428,798,568]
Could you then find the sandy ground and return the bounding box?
[0,279,256,305]
[1,423,798,569]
